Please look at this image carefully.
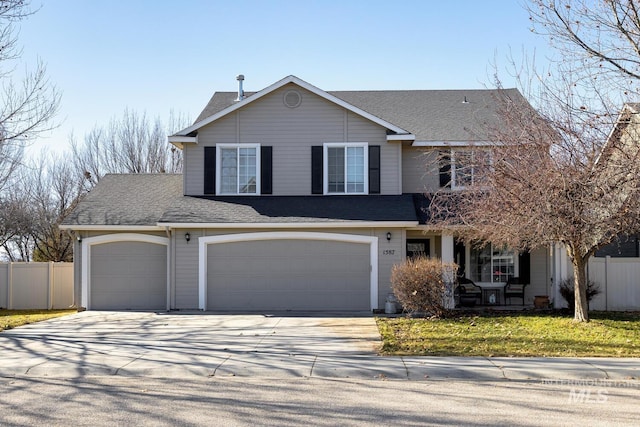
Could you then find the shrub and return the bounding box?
[558,278,601,310]
[390,257,457,317]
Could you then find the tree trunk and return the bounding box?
[572,255,590,322]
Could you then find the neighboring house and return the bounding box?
[61,75,554,311]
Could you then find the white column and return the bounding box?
[441,234,454,263]
[441,234,455,309]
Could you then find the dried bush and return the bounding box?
[390,257,457,317]
[558,278,601,311]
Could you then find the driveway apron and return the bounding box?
[0,311,388,379]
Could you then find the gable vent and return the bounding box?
[283,90,302,108]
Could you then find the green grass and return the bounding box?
[0,309,77,332]
[376,312,640,357]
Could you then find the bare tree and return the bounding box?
[527,0,640,94]
[428,71,640,322]
[0,189,32,261]
[26,153,83,262]
[425,1,640,323]
[0,0,60,192]
[70,109,187,190]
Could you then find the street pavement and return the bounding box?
[0,311,638,381]
[1,376,639,426]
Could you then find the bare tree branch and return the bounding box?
[70,109,187,190]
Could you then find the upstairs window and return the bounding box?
[323,143,368,194]
[216,144,260,195]
[451,149,492,190]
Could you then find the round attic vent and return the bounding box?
[283,90,302,108]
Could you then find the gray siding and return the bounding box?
[174,229,202,309]
[183,144,203,196]
[376,229,403,308]
[527,247,550,304]
[402,147,439,193]
[190,84,398,196]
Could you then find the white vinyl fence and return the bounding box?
[0,262,74,310]
[588,257,640,311]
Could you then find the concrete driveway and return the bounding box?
[0,311,386,378]
[1,311,639,381]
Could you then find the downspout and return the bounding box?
[64,229,78,308]
[165,226,174,311]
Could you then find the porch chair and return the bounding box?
[504,277,528,305]
[455,277,482,307]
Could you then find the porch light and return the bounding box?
[185,232,191,242]
[386,232,392,241]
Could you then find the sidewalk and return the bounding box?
[1,349,638,381]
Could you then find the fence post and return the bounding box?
[605,255,610,311]
[7,262,13,310]
[48,261,54,310]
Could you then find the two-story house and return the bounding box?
[61,75,552,311]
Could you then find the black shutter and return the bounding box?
[368,145,381,194]
[439,150,451,188]
[204,147,216,195]
[261,146,273,195]
[311,146,323,194]
[518,251,531,283]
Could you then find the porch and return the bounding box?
[405,231,552,307]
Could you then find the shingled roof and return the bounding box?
[62,174,183,227]
[192,82,524,142]
[160,194,417,224]
[63,174,421,227]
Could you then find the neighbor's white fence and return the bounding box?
[588,257,640,311]
[0,262,74,310]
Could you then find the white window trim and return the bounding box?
[323,142,369,195]
[215,143,261,195]
[450,148,492,191]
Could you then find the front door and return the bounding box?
[407,239,430,259]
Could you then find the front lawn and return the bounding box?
[377,311,640,357]
[0,309,77,332]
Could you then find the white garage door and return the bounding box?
[90,241,167,310]
[207,239,371,311]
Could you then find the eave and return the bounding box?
[58,225,165,231]
[168,135,198,149]
[411,140,495,147]
[159,221,419,229]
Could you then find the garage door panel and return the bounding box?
[207,239,370,311]
[91,241,167,310]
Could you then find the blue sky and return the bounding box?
[18,0,551,152]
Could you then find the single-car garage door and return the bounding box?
[90,241,167,310]
[207,239,371,311]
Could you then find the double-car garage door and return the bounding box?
[206,239,371,311]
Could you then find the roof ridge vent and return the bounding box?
[235,74,245,101]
